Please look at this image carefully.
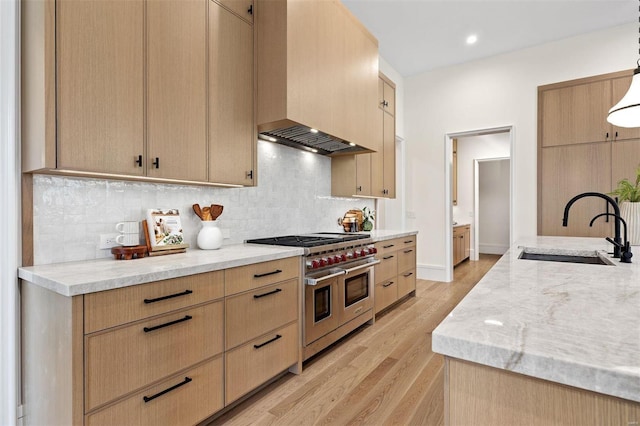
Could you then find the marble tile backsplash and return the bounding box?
[32,141,374,265]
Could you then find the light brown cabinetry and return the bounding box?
[331,73,396,198]
[374,236,417,314]
[22,0,256,187]
[453,225,470,267]
[21,257,301,425]
[538,70,640,237]
[256,0,379,152]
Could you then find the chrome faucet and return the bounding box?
[590,213,633,263]
[562,192,622,258]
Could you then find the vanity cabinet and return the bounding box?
[374,236,417,314]
[331,73,396,198]
[453,225,470,267]
[538,69,640,237]
[21,257,300,425]
[22,0,256,187]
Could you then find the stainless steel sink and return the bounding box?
[518,248,614,266]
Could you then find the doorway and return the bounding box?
[444,126,514,282]
[474,158,511,260]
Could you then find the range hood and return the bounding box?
[258,124,373,156]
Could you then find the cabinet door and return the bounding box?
[382,80,395,117]
[611,76,640,142]
[147,0,207,181]
[216,0,253,23]
[56,0,144,175]
[540,80,611,147]
[612,139,640,190]
[383,111,396,198]
[462,227,470,260]
[540,143,612,237]
[356,154,372,196]
[209,0,255,185]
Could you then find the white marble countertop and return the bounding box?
[367,229,418,241]
[432,236,640,403]
[18,244,304,297]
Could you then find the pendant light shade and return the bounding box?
[607,68,640,128]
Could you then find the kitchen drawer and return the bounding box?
[375,239,401,256]
[85,301,223,412]
[453,225,470,237]
[225,257,300,296]
[397,245,416,273]
[374,278,397,314]
[84,271,224,333]
[375,252,398,284]
[225,279,298,349]
[85,355,224,426]
[225,321,298,404]
[399,235,417,248]
[397,268,416,298]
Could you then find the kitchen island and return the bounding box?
[432,236,640,424]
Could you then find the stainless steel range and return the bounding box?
[246,232,380,360]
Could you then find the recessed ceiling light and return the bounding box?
[349,142,356,147]
[310,128,319,134]
[466,34,478,45]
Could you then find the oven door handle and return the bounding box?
[343,259,381,275]
[305,270,346,286]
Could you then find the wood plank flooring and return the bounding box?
[207,255,500,426]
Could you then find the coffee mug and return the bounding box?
[116,233,140,246]
[116,221,139,234]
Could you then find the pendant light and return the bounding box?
[608,0,640,128]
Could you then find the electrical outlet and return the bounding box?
[406,211,416,219]
[99,233,120,249]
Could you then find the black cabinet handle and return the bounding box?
[383,244,395,249]
[606,132,609,139]
[143,377,192,403]
[383,255,394,260]
[247,170,253,179]
[254,288,282,299]
[404,249,413,254]
[144,289,193,304]
[404,240,414,244]
[135,155,142,167]
[383,281,394,287]
[254,334,282,349]
[248,4,253,14]
[403,272,414,278]
[152,157,160,168]
[254,269,282,278]
[143,315,192,333]
[357,186,362,192]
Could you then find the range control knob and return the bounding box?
[319,258,327,267]
[372,247,378,254]
[360,249,367,257]
[311,260,319,269]
[327,257,334,265]
[333,255,341,263]
[353,251,359,258]
[341,254,347,261]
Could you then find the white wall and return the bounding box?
[479,159,510,254]
[404,22,638,280]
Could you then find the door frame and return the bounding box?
[444,125,515,282]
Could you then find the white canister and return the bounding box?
[620,201,640,246]
[197,220,223,250]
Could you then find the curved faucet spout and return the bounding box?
[562,192,621,258]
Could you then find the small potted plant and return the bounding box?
[361,207,375,231]
[610,165,640,245]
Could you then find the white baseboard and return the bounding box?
[479,243,509,255]
[417,263,448,282]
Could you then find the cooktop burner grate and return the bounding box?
[246,233,369,248]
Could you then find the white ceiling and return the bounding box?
[341,0,638,77]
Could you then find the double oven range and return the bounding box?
[246,233,379,360]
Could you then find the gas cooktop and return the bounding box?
[246,232,370,248]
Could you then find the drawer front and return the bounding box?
[453,225,469,238]
[226,279,298,349]
[375,252,398,283]
[398,246,416,273]
[225,257,300,296]
[85,355,223,426]
[375,238,401,256]
[374,279,397,314]
[398,269,416,298]
[226,321,298,404]
[85,271,224,333]
[399,235,417,249]
[85,301,224,411]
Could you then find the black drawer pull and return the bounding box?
[254,288,282,299]
[383,281,394,287]
[403,249,413,254]
[383,244,395,249]
[143,315,192,333]
[403,272,414,278]
[143,377,192,403]
[404,240,413,244]
[383,255,395,260]
[254,334,282,349]
[254,269,282,278]
[144,289,193,304]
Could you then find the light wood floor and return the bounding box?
[208,255,501,426]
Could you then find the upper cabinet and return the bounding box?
[331,72,396,198]
[256,0,379,152]
[22,0,256,187]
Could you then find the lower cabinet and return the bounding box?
[21,257,301,425]
[374,235,417,314]
[453,225,470,267]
